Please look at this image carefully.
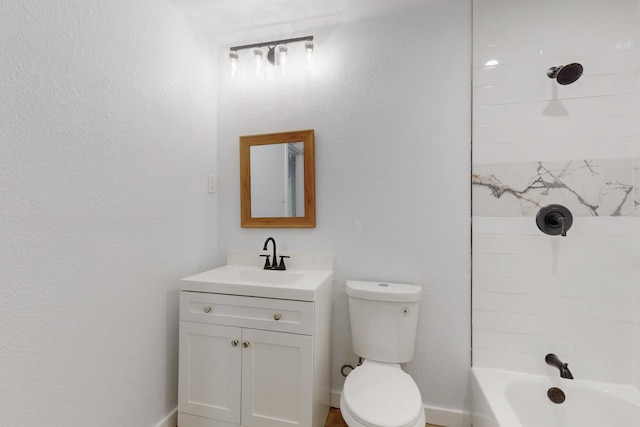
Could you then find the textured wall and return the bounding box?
[215,1,472,422]
[635,0,640,392]
[0,1,217,425]
[472,0,640,384]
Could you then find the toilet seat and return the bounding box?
[341,360,424,427]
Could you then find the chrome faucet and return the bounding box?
[261,237,289,270]
[545,354,574,379]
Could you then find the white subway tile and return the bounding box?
[553,317,620,342]
[473,65,507,88]
[579,8,639,33]
[506,20,546,45]
[473,348,539,373]
[581,51,638,75]
[501,235,555,255]
[472,235,507,254]
[473,217,536,235]
[505,60,548,83]
[556,235,635,258]
[472,290,498,311]
[540,0,594,19]
[474,122,542,144]
[474,330,506,350]
[503,254,557,275]
[473,86,503,107]
[474,1,542,28]
[608,362,635,385]
[474,42,543,68]
[504,333,575,356]
[575,338,633,363]
[474,273,634,300]
[568,358,629,384]
[473,24,508,48]
[541,35,594,60]
[473,253,506,273]
[502,94,636,122]
[473,273,510,292]
[473,310,509,331]
[567,257,635,280]
[538,117,636,142]
[472,144,507,165]
[474,105,506,125]
[570,216,636,236]
[611,115,639,136]
[502,312,544,335]
[556,74,616,100]
[609,321,634,343]
[475,291,631,322]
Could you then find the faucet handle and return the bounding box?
[277,255,290,270]
[260,254,271,269]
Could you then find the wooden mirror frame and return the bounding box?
[240,129,315,228]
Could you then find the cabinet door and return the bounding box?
[178,321,242,424]
[241,329,313,427]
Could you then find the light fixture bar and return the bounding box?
[230,36,314,52]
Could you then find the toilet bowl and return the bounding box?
[340,360,425,427]
[341,281,424,427]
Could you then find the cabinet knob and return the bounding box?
[243,341,250,348]
[273,313,281,321]
[231,339,239,347]
[203,306,212,313]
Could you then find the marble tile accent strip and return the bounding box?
[472,159,634,217]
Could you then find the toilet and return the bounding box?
[340,280,425,427]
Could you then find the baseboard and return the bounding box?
[331,390,469,427]
[425,405,469,427]
[154,408,177,427]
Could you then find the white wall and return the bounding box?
[635,217,640,389]
[472,0,640,384]
[635,0,640,391]
[0,1,217,426]
[216,1,472,422]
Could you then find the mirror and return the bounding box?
[240,129,315,228]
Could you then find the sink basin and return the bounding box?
[180,257,333,302]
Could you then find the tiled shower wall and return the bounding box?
[472,0,640,385]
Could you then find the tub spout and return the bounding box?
[545,353,574,379]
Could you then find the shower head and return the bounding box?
[547,63,583,85]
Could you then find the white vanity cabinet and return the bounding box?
[178,284,332,427]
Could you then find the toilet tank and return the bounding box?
[346,280,422,363]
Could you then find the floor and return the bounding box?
[325,408,443,427]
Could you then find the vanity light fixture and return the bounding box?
[228,35,314,66]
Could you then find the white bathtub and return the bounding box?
[471,367,640,427]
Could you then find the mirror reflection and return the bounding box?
[240,129,315,228]
[250,142,305,218]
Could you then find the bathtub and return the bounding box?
[471,367,640,427]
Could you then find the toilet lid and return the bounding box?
[342,362,423,427]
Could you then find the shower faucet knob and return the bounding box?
[536,204,573,237]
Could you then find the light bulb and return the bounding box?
[253,48,263,71]
[277,45,288,64]
[228,51,238,63]
[304,40,314,53]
